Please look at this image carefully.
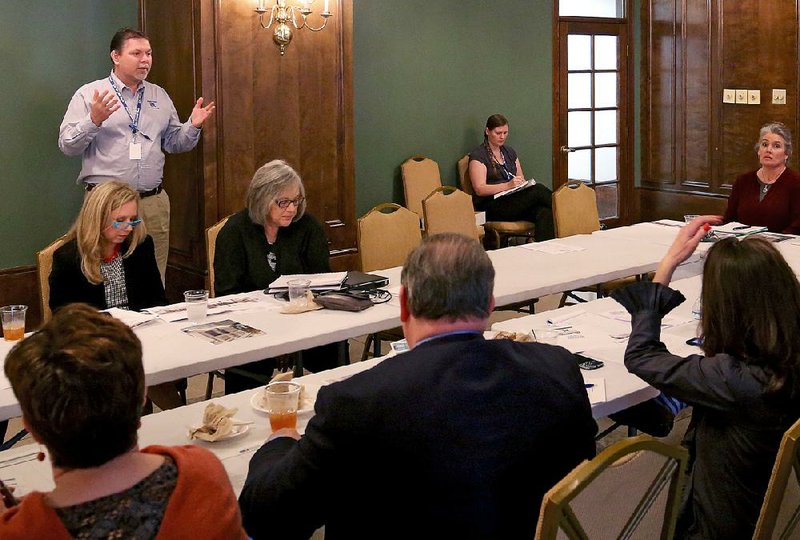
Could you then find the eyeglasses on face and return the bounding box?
[110,219,143,230]
[275,197,305,209]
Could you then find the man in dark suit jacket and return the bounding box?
[239,233,597,540]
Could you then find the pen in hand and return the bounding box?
[0,479,18,508]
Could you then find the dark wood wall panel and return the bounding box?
[0,267,41,331]
[641,0,800,218]
[682,1,711,187]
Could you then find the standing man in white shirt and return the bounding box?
[59,27,215,282]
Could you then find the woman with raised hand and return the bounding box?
[611,216,800,539]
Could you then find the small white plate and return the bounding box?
[250,389,313,415]
[189,422,249,442]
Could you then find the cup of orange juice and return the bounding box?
[1,305,27,341]
[264,381,302,431]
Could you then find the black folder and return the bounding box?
[343,271,389,291]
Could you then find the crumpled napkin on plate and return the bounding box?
[189,403,239,441]
[280,291,323,314]
[493,331,534,342]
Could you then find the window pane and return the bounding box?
[595,183,619,220]
[594,36,618,69]
[594,110,617,145]
[568,111,592,147]
[595,146,617,182]
[568,149,591,181]
[568,35,591,71]
[568,73,591,109]
[594,72,617,108]
[560,0,624,18]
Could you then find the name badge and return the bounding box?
[129,142,142,160]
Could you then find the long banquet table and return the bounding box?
[0,221,702,422]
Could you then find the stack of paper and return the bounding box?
[493,178,536,199]
[711,222,767,235]
[267,272,347,293]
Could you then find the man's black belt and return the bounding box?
[85,183,162,198]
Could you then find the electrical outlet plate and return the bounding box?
[735,90,748,104]
[773,89,787,105]
[748,90,761,105]
[723,89,735,103]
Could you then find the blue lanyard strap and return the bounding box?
[108,75,151,141]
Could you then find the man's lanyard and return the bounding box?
[108,75,151,141]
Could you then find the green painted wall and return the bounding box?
[0,2,138,268]
[353,0,554,217]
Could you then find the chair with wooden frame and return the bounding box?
[204,215,231,399]
[421,186,482,241]
[401,155,443,229]
[552,180,644,307]
[36,235,68,323]
[535,435,688,540]
[753,417,800,539]
[357,203,422,361]
[457,153,536,249]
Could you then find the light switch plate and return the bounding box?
[735,90,748,104]
[773,89,787,104]
[723,89,735,103]
[747,90,761,105]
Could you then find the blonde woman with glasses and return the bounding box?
[49,180,183,410]
[214,160,340,391]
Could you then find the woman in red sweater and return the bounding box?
[0,304,247,539]
[723,122,800,234]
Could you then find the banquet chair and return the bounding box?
[753,417,800,539]
[552,181,643,307]
[422,186,482,241]
[401,155,442,229]
[37,235,68,323]
[535,435,688,540]
[204,214,256,400]
[457,153,535,249]
[357,203,422,361]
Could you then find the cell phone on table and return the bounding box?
[575,354,604,371]
[0,479,18,508]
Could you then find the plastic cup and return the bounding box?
[536,329,559,345]
[264,381,302,431]
[1,305,27,341]
[287,279,311,308]
[184,290,209,324]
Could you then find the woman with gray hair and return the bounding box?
[214,160,339,391]
[723,121,800,233]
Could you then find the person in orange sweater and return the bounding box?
[0,303,247,539]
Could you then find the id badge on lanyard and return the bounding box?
[109,76,148,161]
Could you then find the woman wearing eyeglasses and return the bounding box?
[49,181,182,410]
[468,114,555,241]
[214,160,339,390]
[49,181,166,312]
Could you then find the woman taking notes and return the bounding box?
[611,217,800,539]
[468,114,555,241]
[48,181,182,410]
[723,122,800,234]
